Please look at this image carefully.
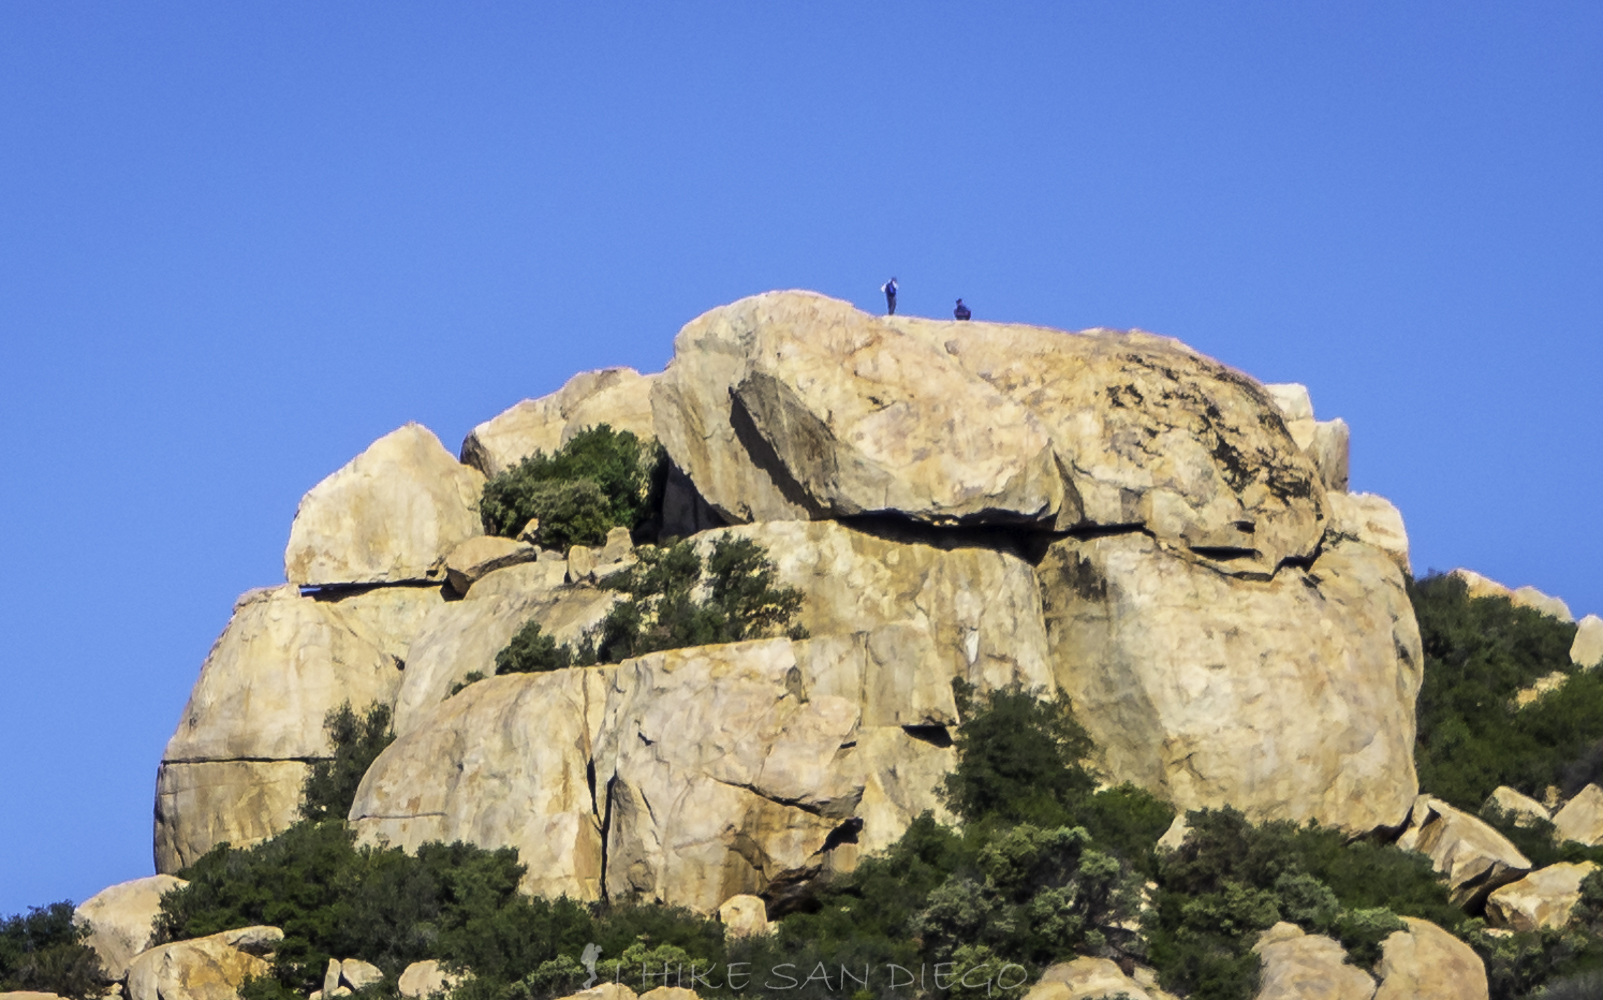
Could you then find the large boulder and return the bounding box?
[390,586,615,735]
[1486,861,1598,932]
[155,584,403,871]
[593,638,862,914]
[154,760,309,873]
[320,585,446,666]
[126,927,282,1000]
[1449,569,1574,622]
[1483,786,1551,828]
[1025,958,1174,1000]
[285,423,485,587]
[442,536,539,596]
[891,314,1327,575]
[1325,492,1410,576]
[460,368,657,479]
[1038,533,1423,831]
[653,291,1064,528]
[1262,383,1350,492]
[1574,614,1603,669]
[1554,784,1603,846]
[351,670,612,900]
[74,875,187,981]
[1252,922,1376,1000]
[1372,917,1487,1000]
[1394,796,1531,909]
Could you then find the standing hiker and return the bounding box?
[882,277,898,315]
[954,298,972,321]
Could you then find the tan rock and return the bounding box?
[1264,383,1314,422]
[391,586,614,735]
[653,291,1063,527]
[75,875,188,980]
[323,959,342,997]
[154,760,309,874]
[465,559,569,600]
[516,518,541,544]
[1483,786,1551,827]
[716,895,770,938]
[1395,796,1530,908]
[1554,784,1603,846]
[1573,614,1603,669]
[1450,568,1513,602]
[1372,917,1487,1000]
[1515,671,1569,708]
[1039,533,1423,832]
[698,520,1053,695]
[567,546,597,583]
[598,527,633,565]
[1486,862,1598,932]
[637,990,695,1000]
[1252,922,1376,1000]
[1286,419,1351,493]
[558,986,634,1000]
[799,712,955,858]
[353,670,611,900]
[1514,586,1574,622]
[340,960,383,991]
[594,639,863,913]
[460,368,656,479]
[0,993,67,1000]
[163,585,400,764]
[397,961,458,1000]
[285,423,485,587]
[321,586,446,667]
[126,927,279,1000]
[892,315,1327,575]
[1026,957,1156,1000]
[444,536,538,595]
[1325,492,1410,576]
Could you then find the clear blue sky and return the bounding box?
[2,3,1599,913]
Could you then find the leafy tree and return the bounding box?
[495,623,572,675]
[479,426,665,547]
[941,682,1098,828]
[301,702,396,822]
[0,902,105,1000]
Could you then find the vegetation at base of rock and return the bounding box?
[300,702,396,822]
[1411,572,1593,811]
[479,425,664,548]
[0,901,105,1000]
[491,537,806,673]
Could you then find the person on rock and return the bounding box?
[882,277,898,315]
[954,298,972,321]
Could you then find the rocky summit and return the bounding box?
[150,290,1417,902]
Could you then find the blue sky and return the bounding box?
[1,3,1599,913]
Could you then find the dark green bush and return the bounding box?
[1411,572,1589,810]
[495,622,572,675]
[0,902,105,1000]
[301,702,396,822]
[479,425,664,548]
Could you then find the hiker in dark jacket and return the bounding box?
[953,298,972,321]
[882,278,898,315]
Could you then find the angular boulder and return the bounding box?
[339,959,383,991]
[1372,917,1487,1000]
[352,670,611,900]
[1554,784,1603,846]
[1449,569,1574,622]
[1252,922,1376,1000]
[593,638,863,914]
[1482,786,1551,828]
[1325,492,1410,576]
[74,874,187,981]
[398,961,459,999]
[1574,614,1603,669]
[285,423,485,587]
[892,315,1327,575]
[653,291,1064,528]
[1395,796,1531,909]
[127,927,281,1000]
[321,585,446,666]
[1025,958,1167,1000]
[1039,533,1423,831]
[461,368,657,479]
[390,585,615,735]
[1486,861,1598,932]
[716,895,770,939]
[154,760,309,873]
[443,535,538,596]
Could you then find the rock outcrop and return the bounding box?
[1025,958,1175,1000]
[461,368,657,479]
[1483,786,1551,828]
[1252,922,1376,1000]
[1395,796,1531,909]
[397,961,458,999]
[1039,532,1422,831]
[74,875,187,981]
[1574,614,1603,669]
[1486,861,1598,932]
[286,424,485,587]
[126,927,282,1000]
[1325,492,1410,575]
[1449,569,1575,622]
[1373,917,1488,1000]
[1554,784,1603,846]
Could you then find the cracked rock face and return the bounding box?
[460,367,658,479]
[285,423,487,587]
[1039,533,1423,832]
[351,670,612,900]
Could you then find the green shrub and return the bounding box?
[495,623,572,675]
[479,425,664,548]
[1411,572,1589,810]
[301,702,396,822]
[942,683,1098,828]
[0,902,105,1000]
